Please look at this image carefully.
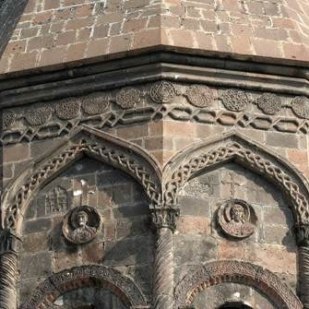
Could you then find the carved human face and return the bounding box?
[76,211,88,227]
[231,204,245,223]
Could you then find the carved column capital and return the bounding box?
[150,206,180,232]
[0,229,21,255]
[295,224,309,247]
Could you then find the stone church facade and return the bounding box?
[0,0,308,308]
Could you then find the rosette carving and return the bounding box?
[221,89,249,112]
[256,93,282,115]
[55,98,80,120]
[3,110,16,129]
[291,96,309,119]
[150,81,176,104]
[81,93,110,115]
[115,87,141,109]
[185,85,214,108]
[25,106,52,126]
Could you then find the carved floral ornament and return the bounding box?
[3,81,309,129]
[2,82,309,146]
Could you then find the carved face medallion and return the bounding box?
[217,199,256,239]
[62,205,101,245]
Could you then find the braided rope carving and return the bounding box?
[0,253,18,309]
[164,142,309,223]
[153,228,174,309]
[174,261,302,309]
[21,265,148,308]
[299,246,309,309]
[4,140,161,230]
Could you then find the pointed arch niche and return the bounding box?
[1,126,162,235]
[163,132,309,225]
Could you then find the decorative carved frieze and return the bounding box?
[21,265,149,308]
[217,199,256,239]
[1,82,309,145]
[174,261,302,309]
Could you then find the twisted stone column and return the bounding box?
[151,207,179,309]
[295,224,309,309]
[0,229,21,309]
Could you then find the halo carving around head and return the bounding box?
[62,205,101,245]
[217,199,257,239]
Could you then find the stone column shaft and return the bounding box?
[295,224,309,309]
[151,207,179,309]
[0,230,21,309]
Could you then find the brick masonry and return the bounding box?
[0,0,308,74]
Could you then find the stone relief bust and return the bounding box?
[217,199,256,239]
[62,205,101,245]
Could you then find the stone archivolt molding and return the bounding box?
[21,265,149,308]
[2,81,309,145]
[174,260,302,309]
[163,133,309,225]
[1,127,162,233]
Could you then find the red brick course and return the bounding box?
[0,0,308,74]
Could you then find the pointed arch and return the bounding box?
[21,265,149,308]
[174,260,302,309]
[1,126,162,234]
[163,132,309,224]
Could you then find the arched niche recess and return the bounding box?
[163,132,309,225]
[1,126,162,235]
[174,260,302,309]
[20,265,149,308]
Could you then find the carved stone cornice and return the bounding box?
[150,206,180,232]
[295,224,309,247]
[0,229,21,255]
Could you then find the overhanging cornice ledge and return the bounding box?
[0,52,308,109]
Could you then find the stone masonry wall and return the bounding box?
[0,0,308,74]
[19,157,153,305]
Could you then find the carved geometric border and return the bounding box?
[1,126,162,232]
[20,265,149,308]
[174,260,302,309]
[163,133,309,224]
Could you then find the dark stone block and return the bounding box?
[24,218,51,234]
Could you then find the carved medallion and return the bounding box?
[291,96,309,119]
[185,85,214,107]
[115,87,141,109]
[221,89,249,112]
[25,106,52,126]
[55,98,80,120]
[217,199,256,239]
[81,93,110,115]
[62,205,101,245]
[150,81,176,103]
[256,93,282,115]
[3,110,16,129]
